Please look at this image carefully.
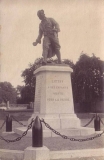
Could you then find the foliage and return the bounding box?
[18,58,43,103]
[21,58,43,87]
[0,82,17,104]
[72,53,104,104]
[16,85,35,104]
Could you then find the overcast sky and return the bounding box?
[0,0,104,87]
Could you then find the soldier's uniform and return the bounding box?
[36,17,61,63]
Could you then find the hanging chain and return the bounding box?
[83,115,95,127]
[100,117,104,126]
[11,115,27,127]
[0,119,6,130]
[41,118,104,142]
[0,118,35,143]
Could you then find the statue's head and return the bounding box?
[37,10,45,20]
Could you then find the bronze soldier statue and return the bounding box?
[33,10,61,65]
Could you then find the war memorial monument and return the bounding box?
[16,10,94,137]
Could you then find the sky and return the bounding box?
[0,0,104,87]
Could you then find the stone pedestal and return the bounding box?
[24,146,50,160]
[29,65,81,129]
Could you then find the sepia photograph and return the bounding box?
[0,0,104,159]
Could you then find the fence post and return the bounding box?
[6,114,12,132]
[94,113,100,131]
[32,116,43,147]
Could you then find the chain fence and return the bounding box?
[0,119,6,130]
[0,118,34,143]
[83,115,95,127]
[0,110,104,143]
[41,118,104,142]
[0,109,27,127]
[11,115,27,127]
[99,117,104,126]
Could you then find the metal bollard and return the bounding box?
[94,113,100,131]
[32,116,43,147]
[6,114,12,132]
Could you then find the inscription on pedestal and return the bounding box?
[47,77,71,104]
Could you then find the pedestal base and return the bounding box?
[14,113,95,138]
[15,127,95,138]
[28,113,81,129]
[24,146,50,160]
[2,131,15,136]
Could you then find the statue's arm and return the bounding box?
[33,25,43,46]
[36,26,43,43]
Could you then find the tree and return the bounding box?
[16,85,35,104]
[72,53,104,104]
[21,58,44,87]
[0,82,17,104]
[20,58,43,103]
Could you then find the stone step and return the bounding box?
[14,127,95,138]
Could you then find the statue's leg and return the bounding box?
[56,50,61,64]
[50,35,61,63]
[43,36,50,64]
